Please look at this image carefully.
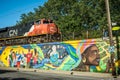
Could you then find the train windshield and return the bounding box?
[36,20,41,24]
[49,20,53,23]
[43,20,49,24]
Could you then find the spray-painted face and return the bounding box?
[82,44,100,66]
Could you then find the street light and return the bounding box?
[105,0,116,76]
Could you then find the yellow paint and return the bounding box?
[96,66,101,71]
[0,46,11,66]
[115,60,120,67]
[64,40,80,48]
[44,64,57,68]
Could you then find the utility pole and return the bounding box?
[105,0,116,76]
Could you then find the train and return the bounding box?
[0,19,61,46]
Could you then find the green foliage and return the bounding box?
[16,0,120,40]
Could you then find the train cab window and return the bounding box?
[49,20,53,23]
[43,20,49,24]
[35,20,41,25]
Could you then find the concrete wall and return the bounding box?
[0,39,119,72]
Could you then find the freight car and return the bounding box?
[0,19,61,46]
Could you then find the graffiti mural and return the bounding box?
[73,44,100,71]
[0,39,119,72]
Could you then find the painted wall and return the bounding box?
[0,39,119,72]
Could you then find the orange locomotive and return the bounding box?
[25,19,60,36]
[0,19,61,46]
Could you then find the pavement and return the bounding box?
[0,67,120,79]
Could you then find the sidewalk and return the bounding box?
[0,67,120,78]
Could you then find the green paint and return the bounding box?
[30,44,44,59]
[68,46,78,59]
[99,60,107,71]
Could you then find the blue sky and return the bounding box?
[0,0,48,28]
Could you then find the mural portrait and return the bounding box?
[73,44,100,71]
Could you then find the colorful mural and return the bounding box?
[0,39,119,73]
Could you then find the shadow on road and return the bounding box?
[0,77,63,80]
[0,69,17,74]
[0,78,29,80]
[0,70,29,80]
[44,77,62,80]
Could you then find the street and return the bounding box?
[0,69,119,80]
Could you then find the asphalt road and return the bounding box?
[0,69,119,80]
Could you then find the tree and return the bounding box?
[16,0,120,40]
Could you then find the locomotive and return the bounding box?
[0,19,61,46]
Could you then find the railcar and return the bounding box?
[0,19,61,46]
